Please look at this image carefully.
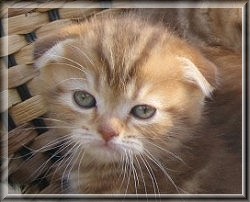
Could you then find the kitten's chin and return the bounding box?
[87,144,122,163]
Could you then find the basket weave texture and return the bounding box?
[0,2,105,193]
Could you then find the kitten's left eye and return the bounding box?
[130,105,156,119]
[73,90,96,109]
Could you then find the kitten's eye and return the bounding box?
[73,91,96,109]
[130,105,156,119]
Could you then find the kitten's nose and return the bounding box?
[98,126,119,142]
[97,118,121,142]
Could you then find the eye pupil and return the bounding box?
[143,107,148,114]
[131,105,156,119]
[73,91,96,109]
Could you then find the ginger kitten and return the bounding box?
[11,11,241,194]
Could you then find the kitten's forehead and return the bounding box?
[62,17,167,94]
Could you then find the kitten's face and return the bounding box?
[33,16,216,164]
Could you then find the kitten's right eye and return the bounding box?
[73,90,96,109]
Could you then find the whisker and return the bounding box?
[118,150,128,192]
[13,126,76,132]
[35,117,68,123]
[66,143,82,185]
[29,140,74,180]
[8,135,72,161]
[139,154,160,196]
[40,139,76,179]
[65,43,95,67]
[134,155,148,195]
[28,135,73,153]
[123,149,131,197]
[146,141,186,165]
[130,151,138,196]
[49,141,78,182]
[52,77,87,89]
[143,148,183,194]
[49,54,87,72]
[77,149,85,191]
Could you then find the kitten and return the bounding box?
[11,11,241,194]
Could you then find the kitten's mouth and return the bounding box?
[100,141,116,150]
[75,134,143,163]
[84,139,140,163]
[85,140,123,163]
[96,140,123,153]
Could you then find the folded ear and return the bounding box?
[177,54,218,98]
[34,37,74,69]
[34,35,69,60]
[33,25,84,68]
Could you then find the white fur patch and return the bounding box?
[35,39,74,69]
[178,56,214,97]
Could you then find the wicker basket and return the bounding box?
[0,1,109,194]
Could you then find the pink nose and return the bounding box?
[98,125,119,142]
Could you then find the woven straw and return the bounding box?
[0,1,108,194]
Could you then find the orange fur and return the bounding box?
[11,11,241,194]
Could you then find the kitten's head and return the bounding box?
[33,14,217,164]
